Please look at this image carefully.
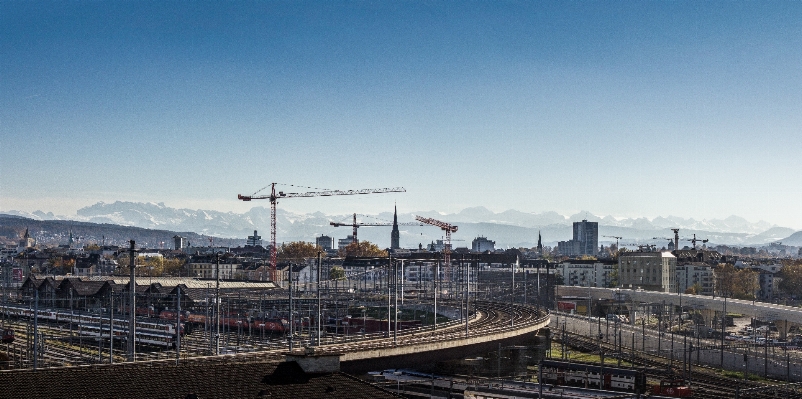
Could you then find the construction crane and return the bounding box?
[652,237,675,249]
[670,228,680,252]
[685,233,708,250]
[238,183,405,280]
[329,213,424,244]
[602,235,622,248]
[414,216,458,268]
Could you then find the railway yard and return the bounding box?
[555,313,802,399]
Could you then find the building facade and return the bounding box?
[555,260,616,288]
[618,250,676,292]
[557,220,598,256]
[675,264,715,295]
[472,236,496,252]
[246,230,263,247]
[316,235,333,251]
[337,235,355,251]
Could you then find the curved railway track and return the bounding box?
[2,301,548,369]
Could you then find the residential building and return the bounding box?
[555,260,616,288]
[618,250,676,292]
[675,264,715,295]
[187,260,241,279]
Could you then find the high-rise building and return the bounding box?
[246,230,262,247]
[316,235,333,251]
[338,235,356,251]
[391,205,400,250]
[557,219,598,256]
[472,236,495,252]
[173,235,187,251]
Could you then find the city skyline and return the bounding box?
[2,2,801,228]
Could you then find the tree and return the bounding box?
[779,262,802,298]
[338,241,387,257]
[162,258,186,276]
[685,283,702,295]
[329,266,346,280]
[716,263,758,300]
[608,267,619,288]
[277,241,324,261]
[141,256,164,277]
[734,269,759,300]
[714,263,737,297]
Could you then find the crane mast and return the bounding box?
[329,213,424,243]
[414,215,458,276]
[238,183,405,280]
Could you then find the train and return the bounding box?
[1,328,13,344]
[651,379,693,397]
[156,310,287,334]
[1,304,182,348]
[540,359,646,392]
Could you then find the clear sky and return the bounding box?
[1,2,801,228]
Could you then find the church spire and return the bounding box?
[537,230,543,256]
[390,204,400,250]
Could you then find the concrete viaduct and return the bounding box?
[557,286,802,338]
[186,301,551,374]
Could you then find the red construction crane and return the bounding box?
[414,215,458,268]
[329,213,424,244]
[238,183,405,280]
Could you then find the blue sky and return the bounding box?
[2,2,801,228]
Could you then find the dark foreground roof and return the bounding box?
[0,358,398,399]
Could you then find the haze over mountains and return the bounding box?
[3,201,800,249]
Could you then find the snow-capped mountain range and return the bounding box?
[3,202,799,248]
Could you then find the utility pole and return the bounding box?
[33,289,38,370]
[317,252,322,347]
[288,263,293,351]
[387,252,391,336]
[394,257,398,344]
[465,255,469,337]
[214,252,220,355]
[127,240,136,362]
[434,257,439,331]
[109,288,113,364]
[176,285,181,365]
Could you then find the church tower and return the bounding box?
[390,205,400,250]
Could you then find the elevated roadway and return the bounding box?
[557,286,802,334]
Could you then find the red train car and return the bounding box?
[1,328,14,344]
[651,379,693,397]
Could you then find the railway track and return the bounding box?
[559,330,802,399]
[2,301,548,370]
